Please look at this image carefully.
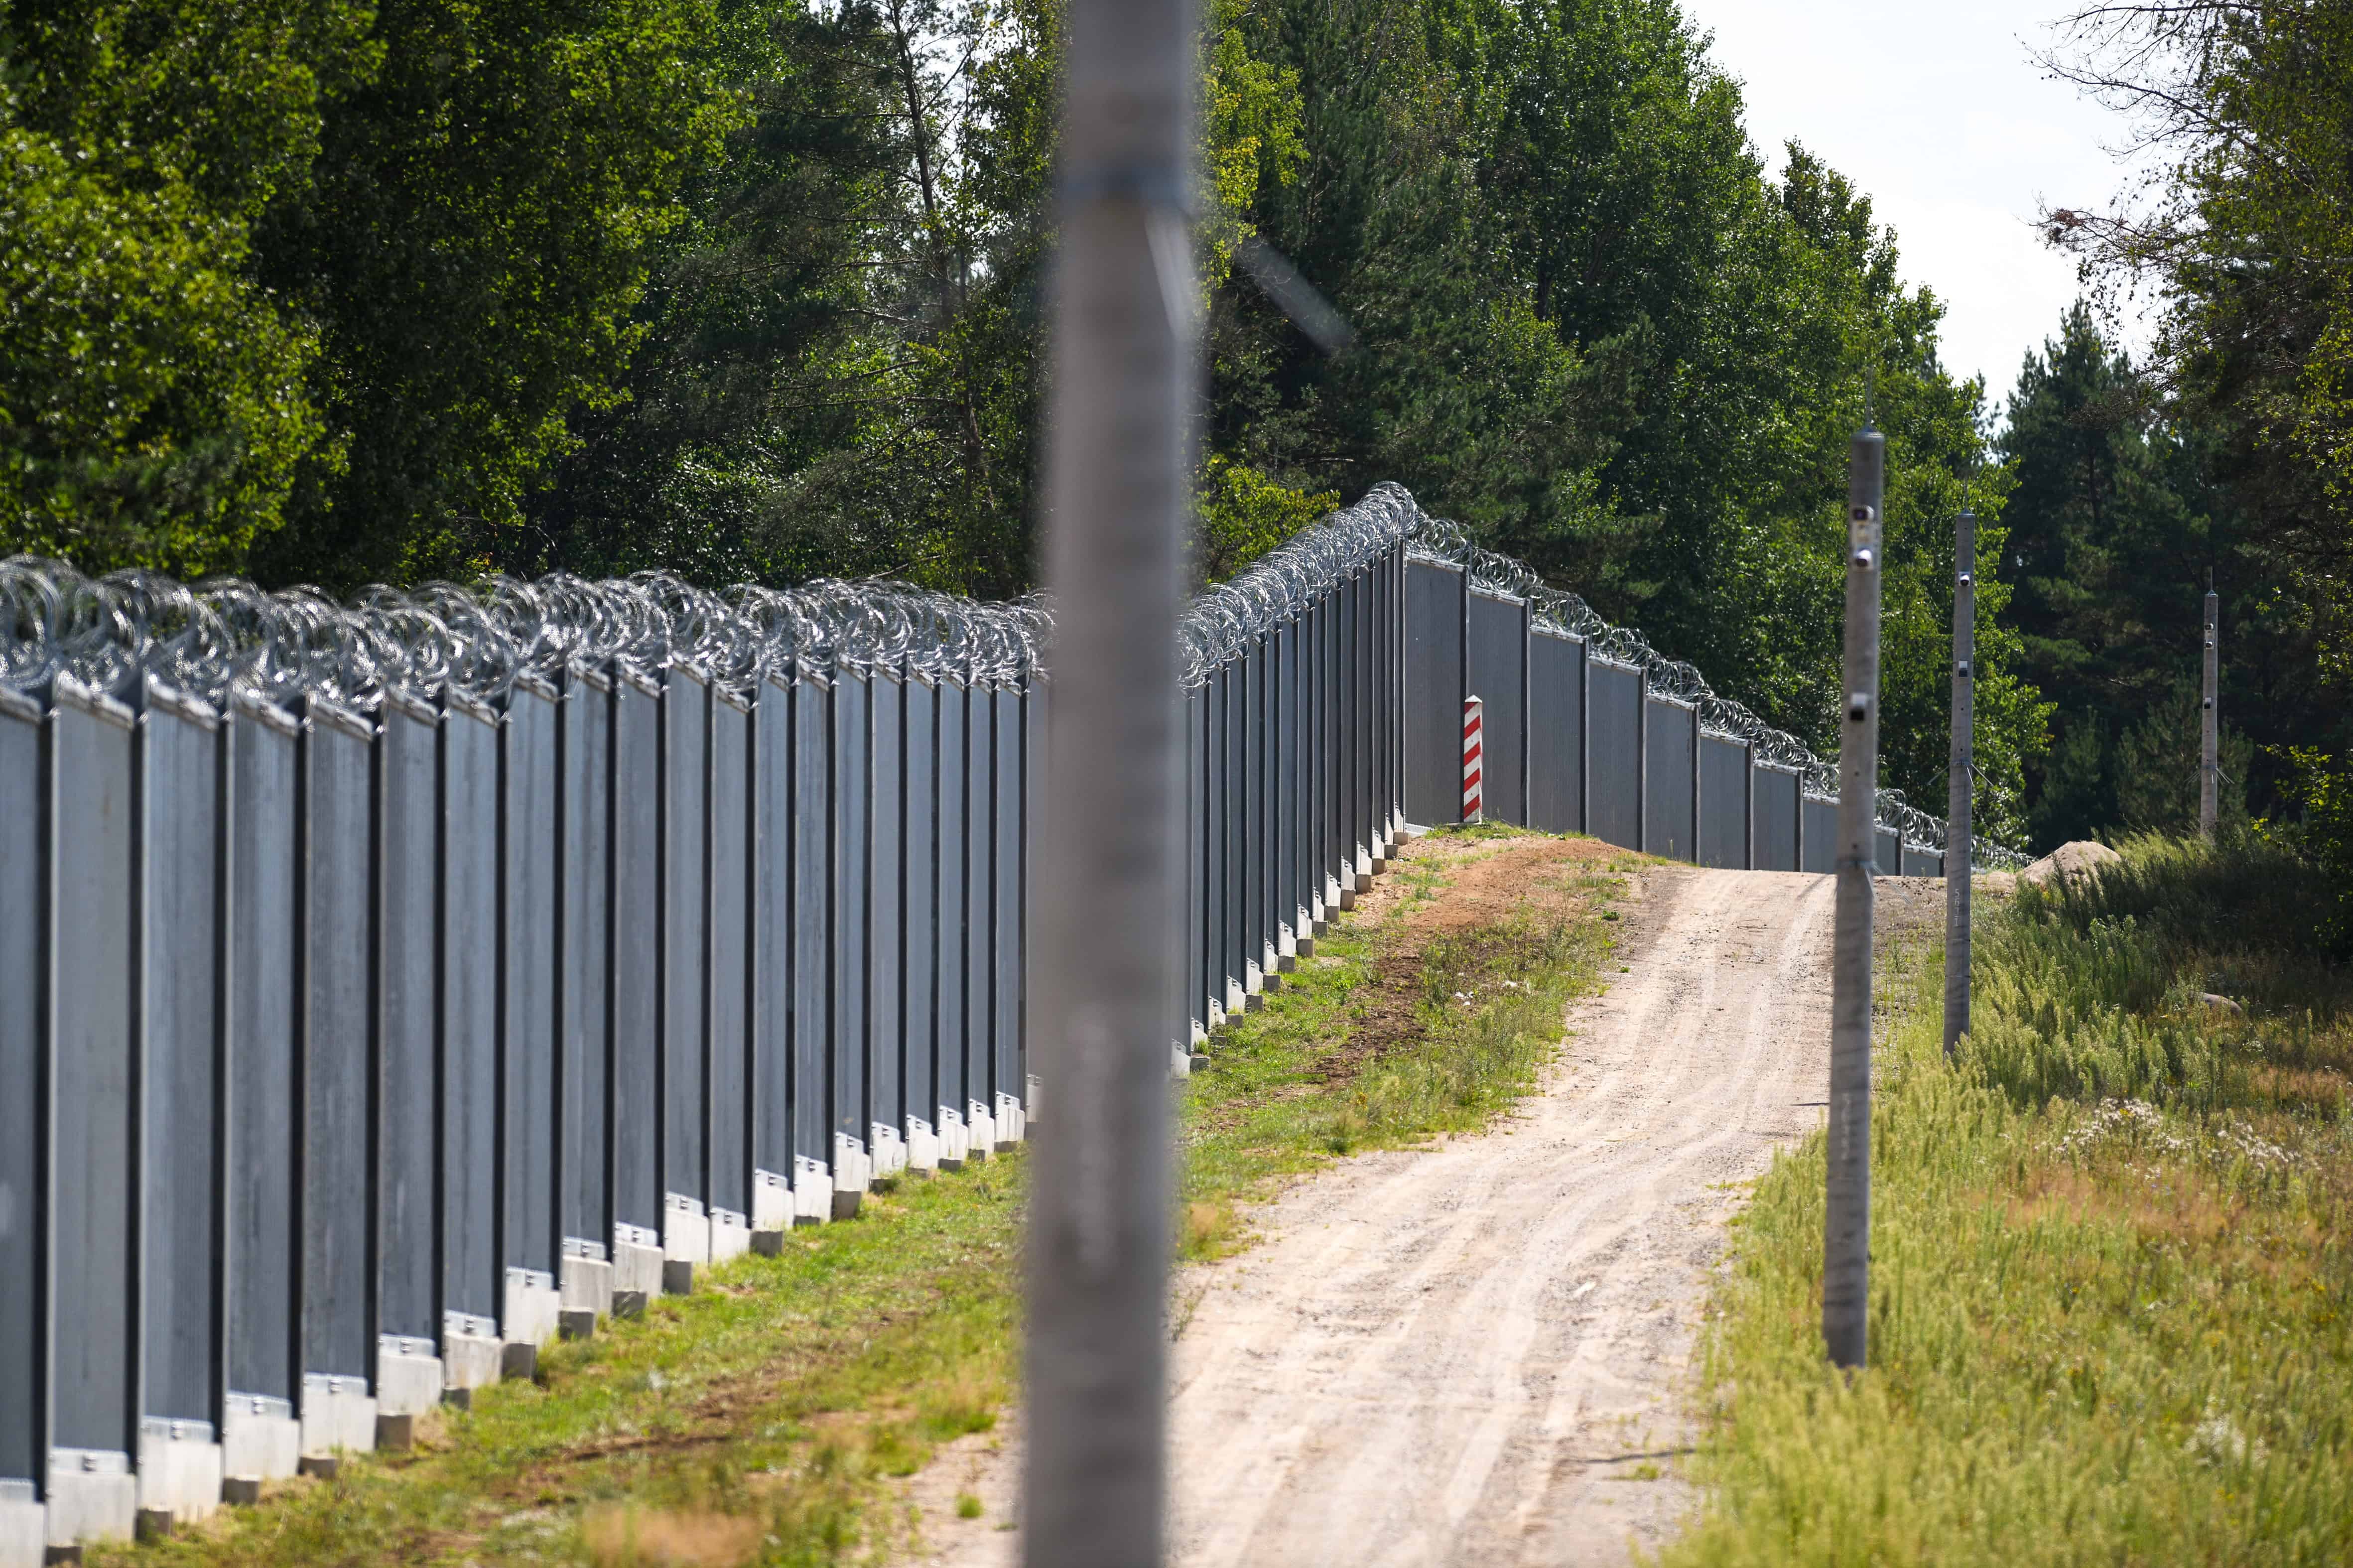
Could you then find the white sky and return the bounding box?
[1677,0,2153,418]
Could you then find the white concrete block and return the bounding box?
[136,1419,224,1524]
[870,1122,907,1178]
[752,1169,793,1232]
[1027,1074,1042,1129]
[832,1133,870,1192]
[442,1311,502,1392]
[0,1480,42,1568]
[503,1267,561,1348]
[996,1090,1025,1143]
[1172,1044,1196,1078]
[221,1392,300,1482]
[905,1116,940,1173]
[1356,845,1376,879]
[663,1193,711,1266]
[1225,976,1247,1014]
[966,1099,996,1154]
[45,1449,134,1549]
[939,1105,969,1166]
[708,1207,750,1263]
[300,1375,376,1459]
[376,1335,444,1419]
[561,1239,614,1317]
[613,1222,665,1299]
[791,1155,831,1223]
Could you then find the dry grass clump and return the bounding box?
[582,1505,764,1567]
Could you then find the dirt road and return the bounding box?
[903,865,1840,1566]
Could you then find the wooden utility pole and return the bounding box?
[2201,583,2219,838]
[1944,499,1973,1059]
[1824,420,1883,1371]
[1024,0,1198,1560]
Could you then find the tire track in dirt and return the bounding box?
[897,865,1838,1567]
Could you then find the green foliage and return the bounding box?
[252,0,736,588]
[1667,836,2353,1567]
[6,0,2048,831]
[0,0,371,576]
[1194,454,1336,582]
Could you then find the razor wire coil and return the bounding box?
[1,479,2024,868]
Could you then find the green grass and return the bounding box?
[1176,827,1635,1260]
[1664,835,2353,1567]
[119,826,1635,1565]
[104,1158,1025,1567]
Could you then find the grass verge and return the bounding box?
[1664,835,2353,1567]
[102,1159,1024,1568]
[1176,826,1638,1261]
[104,825,1634,1566]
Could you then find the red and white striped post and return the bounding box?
[1461,694,1484,823]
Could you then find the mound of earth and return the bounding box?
[2019,839,2122,889]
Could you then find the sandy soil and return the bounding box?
[896,864,1848,1567]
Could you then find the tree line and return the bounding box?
[13,0,2343,856]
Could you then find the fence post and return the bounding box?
[1945,503,1975,1059]
[1824,421,1885,1371]
[1024,0,1196,1554]
[2201,585,2219,839]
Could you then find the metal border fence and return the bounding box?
[0,482,2017,1559]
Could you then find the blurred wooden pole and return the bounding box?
[1024,0,1199,1560]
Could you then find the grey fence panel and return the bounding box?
[1184,685,1207,1028]
[962,683,991,1124]
[1528,629,1584,834]
[1245,639,1268,977]
[1466,592,1527,826]
[1346,574,1364,866]
[660,669,710,1225]
[378,698,439,1345]
[1275,621,1299,941]
[1752,766,1800,872]
[1586,662,1642,850]
[609,675,661,1238]
[1698,734,1750,870]
[1876,825,1900,876]
[140,689,224,1429]
[224,702,297,1409]
[502,682,559,1296]
[49,683,138,1459]
[934,681,966,1133]
[900,679,937,1145]
[1643,699,1697,862]
[709,690,751,1225]
[300,704,374,1382]
[440,702,500,1326]
[1800,795,1837,874]
[1404,559,1465,825]
[993,685,1023,1100]
[1317,592,1338,900]
[0,690,41,1486]
[835,672,871,1150]
[789,676,830,1170]
[867,675,904,1148]
[1203,670,1228,1007]
[751,676,795,1185]
[556,672,611,1255]
[1233,659,1252,989]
